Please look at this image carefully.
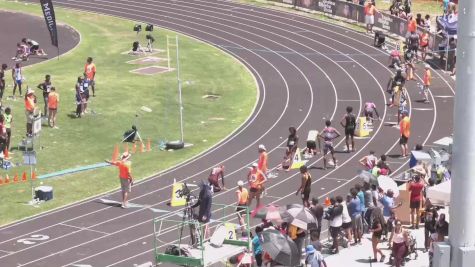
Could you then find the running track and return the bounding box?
[0,0,455,266]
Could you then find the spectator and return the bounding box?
[12,63,24,97]
[305,245,327,267]
[340,195,352,247]
[47,87,59,128]
[295,165,311,207]
[0,115,7,154]
[424,14,431,31]
[4,107,12,151]
[392,220,409,267]
[407,31,420,60]
[380,189,402,222]
[252,226,264,267]
[369,207,386,262]
[424,206,438,252]
[406,14,417,38]
[363,182,375,227]
[328,197,344,254]
[37,74,53,117]
[0,64,7,99]
[408,174,425,229]
[441,0,450,14]
[288,224,306,259]
[399,110,411,157]
[416,13,424,26]
[348,188,363,244]
[364,1,377,33]
[355,183,365,209]
[309,229,323,253]
[84,57,97,97]
[310,197,324,237]
[435,213,449,241]
[422,64,432,103]
[75,76,85,118]
[24,88,37,136]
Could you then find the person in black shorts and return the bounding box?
[295,165,311,207]
[340,106,356,152]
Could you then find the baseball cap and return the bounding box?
[258,144,266,151]
[237,180,244,186]
[305,245,316,254]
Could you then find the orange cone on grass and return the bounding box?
[13,173,19,183]
[32,172,37,181]
[22,172,28,182]
[132,142,137,153]
[0,176,3,186]
[139,142,144,153]
[112,144,119,162]
[146,139,151,152]
[3,148,9,159]
[324,197,331,207]
[4,175,10,184]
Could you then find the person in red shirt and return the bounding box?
[408,175,425,229]
[208,165,225,192]
[84,57,97,97]
[422,64,432,103]
[406,14,417,38]
[106,152,133,208]
[399,111,411,157]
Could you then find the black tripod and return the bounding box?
[177,184,200,250]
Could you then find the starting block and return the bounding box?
[355,117,370,137]
[290,148,308,169]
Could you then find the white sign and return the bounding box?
[17,234,49,245]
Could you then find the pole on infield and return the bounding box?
[167,35,171,71]
[176,35,184,143]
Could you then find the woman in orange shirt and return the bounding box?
[48,87,59,128]
[419,30,430,61]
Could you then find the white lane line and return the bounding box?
[0,249,13,254]
[338,99,360,101]
[413,108,434,111]
[323,177,348,182]
[434,95,454,98]
[59,223,110,236]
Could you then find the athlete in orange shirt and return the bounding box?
[47,87,59,128]
[84,57,96,97]
[399,111,411,157]
[106,152,133,208]
[247,163,267,209]
[236,180,249,233]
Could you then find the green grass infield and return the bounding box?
[0,1,257,226]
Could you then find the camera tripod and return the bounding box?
[177,185,201,249]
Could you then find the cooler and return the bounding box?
[35,186,53,201]
[409,150,432,168]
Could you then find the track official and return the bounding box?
[106,152,133,208]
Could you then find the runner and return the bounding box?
[399,110,411,158]
[295,165,311,207]
[37,74,53,117]
[422,64,432,103]
[106,152,133,208]
[303,130,320,158]
[257,144,268,194]
[47,87,59,128]
[208,165,225,192]
[84,57,97,97]
[319,120,341,170]
[12,63,23,97]
[247,163,267,210]
[235,180,249,235]
[286,126,299,159]
[388,48,402,68]
[340,106,356,152]
[396,86,409,123]
[363,102,380,125]
[359,150,378,170]
[404,46,416,81]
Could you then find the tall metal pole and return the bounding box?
[449,0,475,266]
[176,36,184,143]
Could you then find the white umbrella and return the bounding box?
[427,181,451,205]
[377,175,399,198]
[358,170,378,185]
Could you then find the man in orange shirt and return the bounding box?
[364,1,377,34]
[236,180,249,234]
[422,64,432,103]
[24,88,37,136]
[47,87,59,128]
[399,111,411,158]
[106,152,133,208]
[257,144,268,195]
[84,57,96,97]
[247,162,267,210]
[406,14,417,39]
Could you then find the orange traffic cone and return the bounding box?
[324,197,331,207]
[139,142,144,153]
[146,139,151,152]
[112,144,119,162]
[123,143,129,154]
[3,148,9,159]
[0,176,3,186]
[13,173,19,183]
[132,142,136,153]
[32,172,37,181]
[4,175,10,184]
[22,172,28,182]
